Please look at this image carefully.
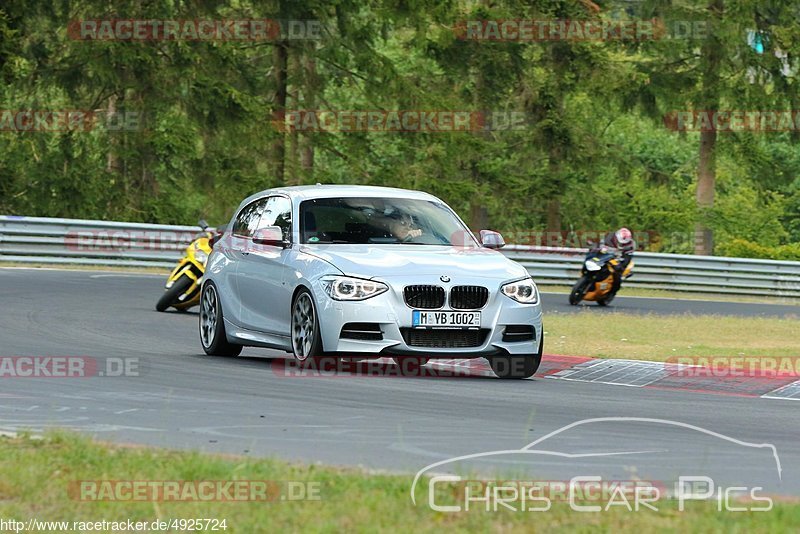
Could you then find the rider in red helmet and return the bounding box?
[597,227,635,295]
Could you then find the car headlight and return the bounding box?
[501,277,539,304]
[585,259,601,271]
[322,276,388,301]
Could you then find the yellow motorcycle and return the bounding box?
[156,220,215,312]
[568,246,634,306]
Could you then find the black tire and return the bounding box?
[568,275,591,306]
[392,356,429,376]
[199,283,243,357]
[291,289,324,362]
[489,334,543,379]
[156,275,193,312]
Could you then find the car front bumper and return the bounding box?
[311,275,543,358]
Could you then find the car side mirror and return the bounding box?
[252,226,289,248]
[479,230,505,249]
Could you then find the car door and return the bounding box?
[226,197,270,326]
[236,195,294,335]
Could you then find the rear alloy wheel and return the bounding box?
[392,357,429,376]
[199,283,242,357]
[291,290,323,362]
[489,335,543,379]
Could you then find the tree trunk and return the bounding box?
[695,129,716,255]
[791,91,800,144]
[469,74,489,228]
[272,42,288,184]
[470,203,488,231]
[300,137,314,179]
[286,49,299,186]
[694,0,723,255]
[546,198,561,233]
[300,54,317,182]
[105,94,120,175]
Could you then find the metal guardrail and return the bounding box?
[1,216,799,298]
[504,245,800,298]
[0,215,201,269]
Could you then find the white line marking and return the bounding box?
[761,379,800,401]
[761,395,800,402]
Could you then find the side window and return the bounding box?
[258,196,293,242]
[232,198,269,238]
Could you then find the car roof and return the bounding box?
[236,184,442,210]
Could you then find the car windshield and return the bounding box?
[299,197,478,246]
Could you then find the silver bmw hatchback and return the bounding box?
[199,185,543,378]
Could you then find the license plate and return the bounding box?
[412,310,481,328]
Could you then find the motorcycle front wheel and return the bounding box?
[156,275,193,312]
[568,275,592,306]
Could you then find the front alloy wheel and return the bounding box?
[291,290,322,362]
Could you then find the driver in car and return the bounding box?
[383,212,422,241]
[341,198,423,241]
[371,209,422,241]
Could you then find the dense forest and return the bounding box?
[1,1,799,258]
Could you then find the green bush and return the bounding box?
[717,239,800,261]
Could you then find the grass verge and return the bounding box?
[544,311,800,361]
[0,432,797,532]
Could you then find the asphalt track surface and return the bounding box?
[1,268,799,496]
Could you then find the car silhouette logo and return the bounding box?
[410,417,784,505]
[440,275,450,283]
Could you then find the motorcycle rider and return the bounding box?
[593,227,635,295]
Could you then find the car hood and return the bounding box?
[300,244,529,281]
